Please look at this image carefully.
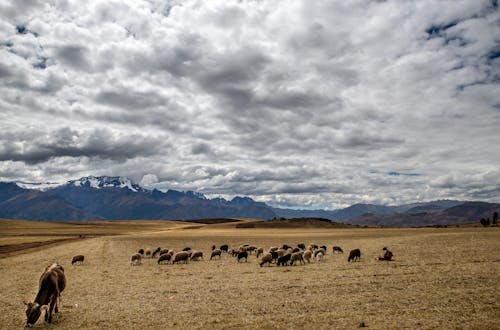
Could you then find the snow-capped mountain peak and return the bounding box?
[70,176,143,192]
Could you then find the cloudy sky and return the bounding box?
[1,0,499,209]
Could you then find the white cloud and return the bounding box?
[1,0,499,208]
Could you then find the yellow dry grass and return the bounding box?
[0,220,498,329]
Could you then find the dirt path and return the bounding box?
[0,237,85,259]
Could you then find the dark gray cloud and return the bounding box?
[0,127,171,164]
[0,0,499,208]
[54,45,92,71]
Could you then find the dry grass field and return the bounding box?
[0,219,499,329]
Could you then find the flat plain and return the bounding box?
[0,219,499,329]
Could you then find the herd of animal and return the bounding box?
[128,243,362,266]
[24,243,372,327]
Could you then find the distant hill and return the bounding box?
[344,201,500,227]
[0,176,498,226]
[235,218,356,228]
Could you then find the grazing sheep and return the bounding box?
[270,251,279,263]
[137,248,144,255]
[172,251,190,264]
[269,246,279,252]
[190,251,204,261]
[145,249,151,258]
[277,253,292,266]
[237,251,248,262]
[292,247,300,253]
[297,243,306,250]
[316,251,324,263]
[210,249,222,260]
[277,249,286,257]
[348,249,361,262]
[71,255,84,265]
[152,247,161,258]
[259,253,273,267]
[220,244,229,252]
[157,253,172,264]
[314,248,326,258]
[303,250,312,263]
[290,252,304,266]
[333,246,343,254]
[182,247,191,252]
[211,245,216,251]
[320,245,327,252]
[256,247,264,258]
[309,243,319,250]
[159,248,170,256]
[282,244,292,250]
[247,246,257,254]
[130,253,142,266]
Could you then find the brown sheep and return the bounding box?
[210,249,222,260]
[290,252,304,266]
[348,249,361,262]
[190,251,204,261]
[303,250,313,263]
[158,253,172,264]
[71,255,84,265]
[172,251,190,264]
[130,253,142,266]
[259,253,273,267]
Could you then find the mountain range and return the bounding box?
[0,176,498,227]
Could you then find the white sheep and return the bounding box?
[316,251,324,263]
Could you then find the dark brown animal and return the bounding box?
[158,253,172,264]
[237,251,248,262]
[277,253,292,266]
[25,263,66,327]
[210,249,222,260]
[348,249,361,262]
[152,247,161,258]
[332,246,343,253]
[71,255,84,265]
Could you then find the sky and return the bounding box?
[0,0,499,209]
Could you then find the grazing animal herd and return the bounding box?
[25,243,391,326]
[128,243,370,267]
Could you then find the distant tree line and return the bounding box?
[480,211,498,227]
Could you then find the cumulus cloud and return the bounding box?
[0,0,499,208]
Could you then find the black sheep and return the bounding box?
[348,249,361,262]
[237,251,248,262]
[277,253,291,266]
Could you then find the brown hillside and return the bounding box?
[235,218,356,228]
